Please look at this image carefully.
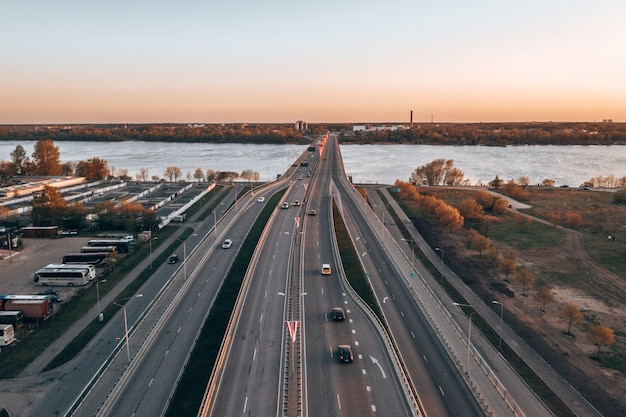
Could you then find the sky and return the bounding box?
[1,0,626,124]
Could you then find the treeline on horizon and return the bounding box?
[1,121,625,146]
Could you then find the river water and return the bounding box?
[1,141,625,187]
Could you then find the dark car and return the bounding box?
[168,254,179,264]
[37,289,59,296]
[331,307,345,320]
[337,345,353,363]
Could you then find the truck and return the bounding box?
[0,297,51,320]
[0,324,15,346]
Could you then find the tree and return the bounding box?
[10,145,29,175]
[410,159,459,186]
[492,198,510,215]
[542,178,556,187]
[164,166,182,182]
[118,168,131,181]
[534,286,555,312]
[76,157,109,180]
[136,168,149,182]
[518,176,530,188]
[459,198,484,220]
[489,175,503,189]
[206,169,216,182]
[498,258,516,282]
[31,185,67,226]
[61,161,76,176]
[193,168,206,182]
[586,325,615,358]
[559,302,583,335]
[32,139,61,175]
[467,229,490,256]
[515,267,535,296]
[63,202,87,230]
[434,202,464,231]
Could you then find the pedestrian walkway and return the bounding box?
[375,186,603,417]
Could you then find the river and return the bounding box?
[1,141,625,187]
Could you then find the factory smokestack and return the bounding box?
[410,110,413,128]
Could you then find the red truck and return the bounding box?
[0,297,51,320]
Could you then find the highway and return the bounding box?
[1,134,564,417]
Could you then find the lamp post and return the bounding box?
[402,239,415,271]
[96,279,107,322]
[435,247,444,284]
[453,302,476,376]
[492,300,504,349]
[114,294,143,362]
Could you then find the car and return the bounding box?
[308,209,317,216]
[297,176,303,180]
[222,239,232,249]
[49,296,63,303]
[257,196,265,203]
[321,264,331,275]
[168,254,179,264]
[331,307,345,321]
[306,173,310,177]
[37,289,59,296]
[337,345,353,363]
[281,202,289,209]
[293,200,301,206]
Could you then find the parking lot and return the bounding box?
[0,236,96,304]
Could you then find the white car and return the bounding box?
[222,239,232,249]
[257,197,265,203]
[281,202,289,209]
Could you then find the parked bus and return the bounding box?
[0,324,15,346]
[87,239,131,253]
[33,267,91,287]
[62,252,108,267]
[44,264,96,281]
[0,311,24,329]
[81,246,116,254]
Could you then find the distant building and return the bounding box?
[352,124,405,132]
[295,120,308,132]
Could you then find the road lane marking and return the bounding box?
[411,331,416,338]
[369,355,387,378]
[337,394,341,410]
[243,396,248,413]
[439,386,445,396]
[260,314,263,323]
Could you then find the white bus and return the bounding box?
[44,264,96,281]
[33,267,91,287]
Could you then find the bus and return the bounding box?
[33,267,91,286]
[44,263,96,280]
[88,239,131,253]
[81,246,116,254]
[62,252,109,267]
[0,311,24,329]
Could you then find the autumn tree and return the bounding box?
[32,139,61,175]
[31,185,67,226]
[459,198,484,221]
[542,178,556,187]
[76,157,109,180]
[498,258,516,282]
[518,176,530,188]
[136,168,149,181]
[492,198,510,215]
[559,302,583,335]
[410,159,462,186]
[61,161,76,176]
[467,228,490,256]
[164,166,182,182]
[394,180,420,201]
[515,267,535,296]
[206,169,216,182]
[10,145,29,175]
[193,168,206,182]
[534,286,555,312]
[586,325,615,358]
[489,175,503,189]
[434,202,464,231]
[118,168,131,181]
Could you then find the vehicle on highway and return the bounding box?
[331,307,345,320]
[257,196,265,203]
[308,209,317,216]
[321,264,331,275]
[337,345,353,363]
[297,176,303,180]
[168,254,179,264]
[306,173,310,177]
[281,202,289,209]
[293,200,301,206]
[222,239,232,249]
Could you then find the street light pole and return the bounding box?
[96,279,107,322]
[114,294,143,362]
[453,302,475,376]
[492,300,504,349]
[435,247,444,284]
